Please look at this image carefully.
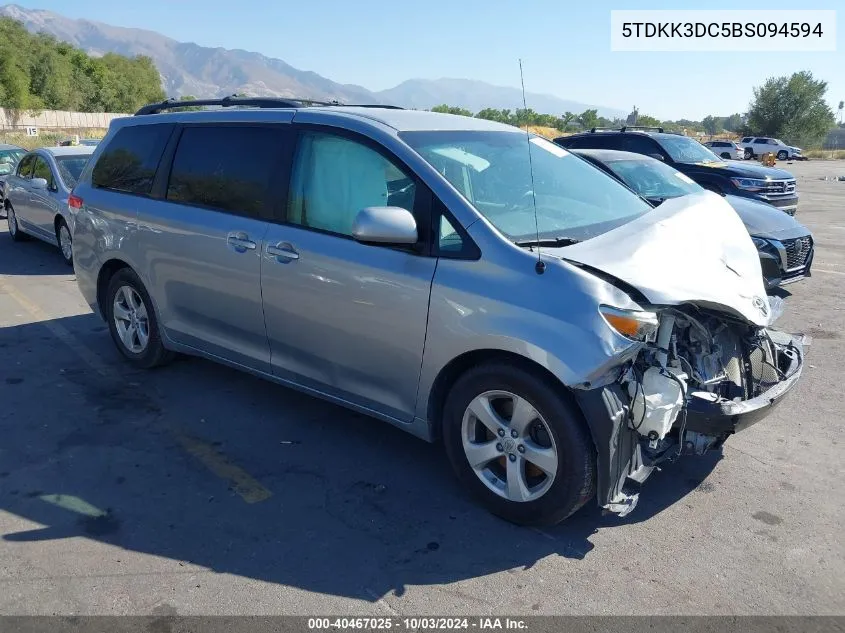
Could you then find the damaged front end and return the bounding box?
[573,306,805,517]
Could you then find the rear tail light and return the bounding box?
[68,193,83,212]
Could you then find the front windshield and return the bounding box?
[605,158,704,201]
[400,131,652,243]
[56,156,90,188]
[657,135,722,164]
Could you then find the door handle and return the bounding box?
[227,232,256,253]
[266,242,299,261]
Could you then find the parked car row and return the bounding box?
[12,97,799,527]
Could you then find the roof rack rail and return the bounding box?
[134,95,404,116]
[588,127,617,133]
[620,125,663,133]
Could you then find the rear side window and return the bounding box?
[92,124,173,195]
[166,125,286,218]
[621,135,659,155]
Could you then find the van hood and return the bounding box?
[553,191,771,326]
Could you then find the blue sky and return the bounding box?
[12,0,844,120]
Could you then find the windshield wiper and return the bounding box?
[514,237,581,248]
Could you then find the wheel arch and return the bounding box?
[426,348,582,441]
[96,258,133,319]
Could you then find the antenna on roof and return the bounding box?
[519,59,544,275]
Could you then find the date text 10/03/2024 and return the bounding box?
[307,617,529,630]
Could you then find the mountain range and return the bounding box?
[0,4,625,117]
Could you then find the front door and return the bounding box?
[30,156,60,239]
[260,129,436,421]
[137,124,289,372]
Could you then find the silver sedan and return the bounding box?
[4,145,94,266]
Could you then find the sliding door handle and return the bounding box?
[267,242,299,261]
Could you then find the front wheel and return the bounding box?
[105,268,173,369]
[777,150,788,160]
[442,363,596,526]
[56,218,73,266]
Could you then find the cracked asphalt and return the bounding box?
[0,160,843,615]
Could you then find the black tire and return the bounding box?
[105,268,173,369]
[744,148,753,160]
[442,362,596,526]
[6,203,28,242]
[55,218,73,267]
[777,150,788,160]
[720,152,731,159]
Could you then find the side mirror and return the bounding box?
[352,206,418,245]
[30,177,48,190]
[648,153,665,162]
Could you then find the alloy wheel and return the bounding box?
[461,390,558,503]
[112,285,150,354]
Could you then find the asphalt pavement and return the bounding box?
[0,160,843,615]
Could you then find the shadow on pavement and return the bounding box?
[1,229,71,276]
[0,309,720,602]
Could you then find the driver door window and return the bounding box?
[32,157,55,191]
[16,154,35,179]
[287,132,416,237]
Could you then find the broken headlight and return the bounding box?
[599,305,659,342]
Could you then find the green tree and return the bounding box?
[632,113,661,128]
[0,16,165,113]
[431,104,473,117]
[578,109,599,130]
[702,115,720,135]
[722,113,743,132]
[747,71,835,147]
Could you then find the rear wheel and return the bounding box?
[6,204,27,242]
[105,268,173,369]
[744,148,753,159]
[720,152,731,159]
[56,218,73,266]
[442,363,596,526]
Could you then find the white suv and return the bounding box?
[703,140,743,160]
[740,137,802,161]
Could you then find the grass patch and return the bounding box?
[803,149,845,160]
[1,129,108,150]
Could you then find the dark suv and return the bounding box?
[555,127,799,215]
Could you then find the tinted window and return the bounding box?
[621,135,659,155]
[32,156,55,189]
[56,156,90,189]
[16,154,35,178]
[288,132,416,237]
[93,124,173,195]
[166,126,286,218]
[753,138,768,145]
[741,137,752,143]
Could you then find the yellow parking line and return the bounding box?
[177,434,273,504]
[1,275,273,505]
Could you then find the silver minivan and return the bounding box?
[70,98,805,526]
